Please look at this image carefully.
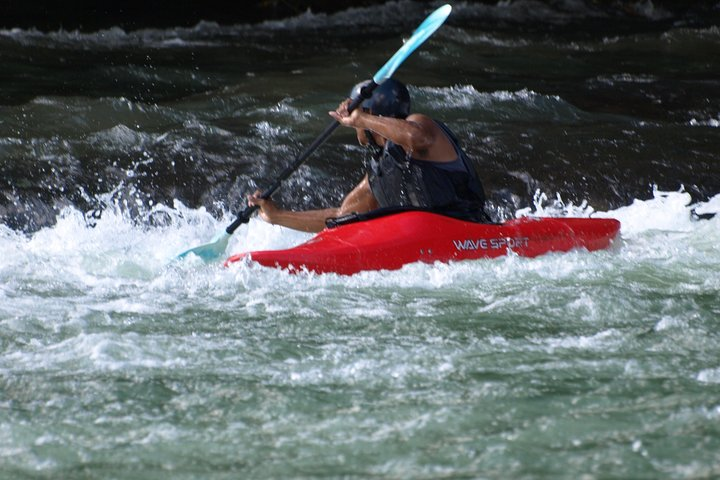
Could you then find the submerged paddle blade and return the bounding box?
[176,230,231,262]
[372,4,452,84]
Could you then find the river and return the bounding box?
[1,1,720,478]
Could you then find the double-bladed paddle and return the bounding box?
[177,4,452,262]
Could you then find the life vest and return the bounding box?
[368,122,489,222]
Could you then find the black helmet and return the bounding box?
[351,79,411,119]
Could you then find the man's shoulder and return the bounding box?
[406,112,435,124]
[406,113,446,135]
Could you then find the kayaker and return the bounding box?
[248,79,489,232]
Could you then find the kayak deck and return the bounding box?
[225,211,621,275]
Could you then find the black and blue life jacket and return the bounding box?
[368,122,489,222]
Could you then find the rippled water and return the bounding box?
[2,1,720,478]
[2,1,719,231]
[2,189,720,478]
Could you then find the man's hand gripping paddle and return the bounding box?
[176,4,452,262]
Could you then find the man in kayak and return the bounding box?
[248,79,489,232]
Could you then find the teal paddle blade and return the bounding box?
[176,230,231,262]
[372,4,452,84]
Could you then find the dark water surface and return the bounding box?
[1,0,719,231]
[1,1,720,479]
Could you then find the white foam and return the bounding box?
[0,21,247,49]
[417,85,592,124]
[595,73,659,85]
[0,332,182,373]
[533,329,621,353]
[697,368,720,384]
[692,193,720,215]
[602,187,696,237]
[2,186,718,308]
[515,190,596,218]
[654,316,688,331]
[689,116,720,128]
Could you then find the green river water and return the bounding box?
[1,1,720,478]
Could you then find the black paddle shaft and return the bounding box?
[225,81,378,235]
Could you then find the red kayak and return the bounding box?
[225,211,621,275]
